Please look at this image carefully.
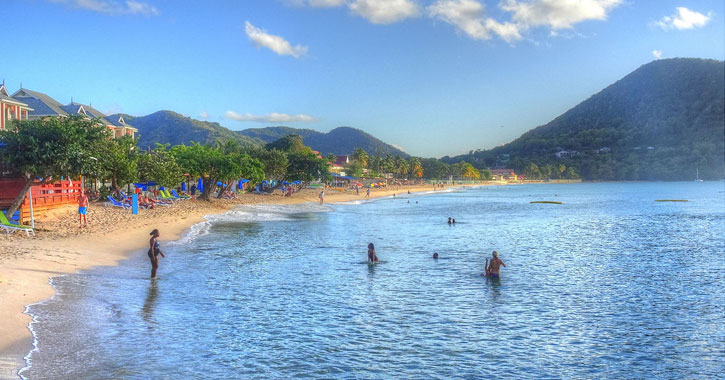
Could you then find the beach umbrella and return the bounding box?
[181,182,187,191]
[197,178,204,192]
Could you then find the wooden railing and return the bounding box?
[0,178,82,223]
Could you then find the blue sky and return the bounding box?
[2,0,723,157]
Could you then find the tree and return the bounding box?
[98,135,138,192]
[352,147,369,168]
[421,158,449,179]
[408,157,423,178]
[326,153,337,165]
[255,149,288,181]
[524,162,541,179]
[265,134,306,153]
[0,116,109,218]
[171,143,247,201]
[286,151,329,184]
[138,144,184,188]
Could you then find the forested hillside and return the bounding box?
[238,126,407,157]
[444,58,724,180]
[110,111,261,150]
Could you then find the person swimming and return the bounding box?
[485,250,506,278]
[448,217,452,224]
[148,229,166,278]
[433,252,439,259]
[367,243,379,263]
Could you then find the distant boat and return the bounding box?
[695,168,704,182]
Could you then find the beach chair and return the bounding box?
[171,189,190,199]
[105,195,131,208]
[158,190,178,202]
[0,212,35,236]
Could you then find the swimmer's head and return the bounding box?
[492,250,498,258]
[433,252,439,259]
[368,243,375,250]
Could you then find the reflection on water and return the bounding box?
[141,281,158,326]
[23,183,725,379]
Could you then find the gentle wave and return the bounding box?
[170,202,334,245]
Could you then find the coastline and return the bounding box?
[0,183,488,379]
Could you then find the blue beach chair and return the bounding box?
[105,195,130,208]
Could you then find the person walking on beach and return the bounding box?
[368,243,379,263]
[148,229,166,278]
[190,184,197,201]
[319,190,325,204]
[366,187,370,198]
[77,191,89,228]
[485,251,506,278]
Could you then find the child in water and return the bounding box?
[367,243,379,263]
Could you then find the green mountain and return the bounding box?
[237,126,408,157]
[108,111,262,149]
[444,58,725,180]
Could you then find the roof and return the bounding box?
[59,102,112,125]
[0,85,32,108]
[490,169,515,174]
[12,88,68,117]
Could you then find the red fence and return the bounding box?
[0,178,82,223]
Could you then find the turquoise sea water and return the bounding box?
[21,182,725,379]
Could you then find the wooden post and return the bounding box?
[28,187,35,229]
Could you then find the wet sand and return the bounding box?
[0,183,489,378]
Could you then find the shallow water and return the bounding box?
[22,183,725,379]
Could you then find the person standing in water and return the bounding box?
[485,251,506,278]
[148,229,166,278]
[319,190,325,204]
[367,243,379,263]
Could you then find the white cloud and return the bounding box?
[501,0,622,30]
[308,0,346,7]
[429,0,490,40]
[391,143,408,153]
[428,0,522,43]
[349,0,420,24]
[651,49,662,59]
[656,7,711,30]
[244,21,308,58]
[225,111,318,123]
[49,0,158,15]
[199,111,209,120]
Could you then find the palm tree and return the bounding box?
[352,147,369,168]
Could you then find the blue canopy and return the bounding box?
[181,182,187,191]
[197,178,204,192]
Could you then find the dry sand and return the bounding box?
[0,183,487,378]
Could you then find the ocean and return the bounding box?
[21,182,725,379]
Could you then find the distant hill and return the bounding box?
[109,111,261,149]
[444,58,725,180]
[237,126,408,157]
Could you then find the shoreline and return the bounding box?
[0,182,490,379]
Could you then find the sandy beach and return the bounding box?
[0,183,486,379]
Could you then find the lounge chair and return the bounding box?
[105,195,131,208]
[171,189,190,199]
[157,190,177,202]
[0,212,35,236]
[162,189,180,200]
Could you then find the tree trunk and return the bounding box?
[4,175,34,220]
[200,179,214,201]
[217,182,235,199]
[111,176,118,193]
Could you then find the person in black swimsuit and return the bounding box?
[148,229,166,278]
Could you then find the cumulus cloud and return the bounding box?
[308,0,346,7]
[49,0,158,15]
[199,111,209,120]
[656,7,711,30]
[349,0,420,24]
[651,50,662,59]
[244,21,308,58]
[428,0,521,42]
[501,0,622,30]
[225,111,318,123]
